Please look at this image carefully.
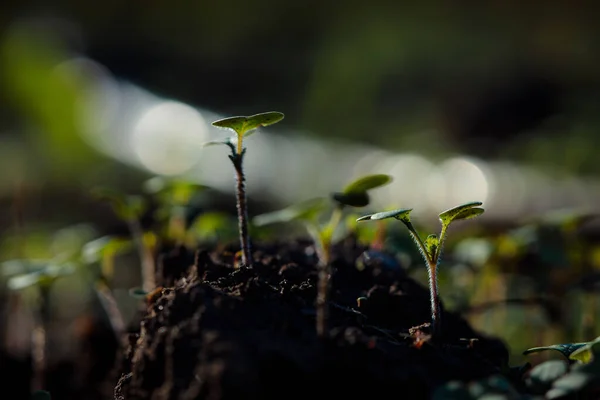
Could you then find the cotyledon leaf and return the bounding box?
[332,191,370,208]
[357,208,413,223]
[211,112,284,137]
[523,343,589,360]
[342,174,392,194]
[439,202,484,226]
[253,198,327,226]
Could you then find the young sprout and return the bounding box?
[357,201,484,338]
[91,188,156,293]
[2,260,75,392]
[143,176,208,244]
[253,173,392,337]
[205,111,285,267]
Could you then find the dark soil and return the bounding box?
[115,237,509,400]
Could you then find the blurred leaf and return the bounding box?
[201,139,236,153]
[524,343,589,360]
[211,111,284,137]
[1,259,53,277]
[525,360,568,394]
[91,188,147,221]
[332,191,370,207]
[82,236,132,264]
[190,211,238,243]
[569,337,600,364]
[6,260,75,290]
[439,202,484,227]
[143,177,206,206]
[341,174,392,194]
[1,25,100,179]
[357,208,413,223]
[142,231,158,250]
[253,198,327,226]
[7,272,44,291]
[548,371,595,398]
[51,224,97,261]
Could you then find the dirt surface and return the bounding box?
[115,237,509,400]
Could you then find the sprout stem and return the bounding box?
[402,220,441,337]
[127,218,156,293]
[230,151,252,267]
[315,205,345,338]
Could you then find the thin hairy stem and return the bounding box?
[403,220,441,337]
[230,151,252,267]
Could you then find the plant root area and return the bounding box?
[115,238,509,400]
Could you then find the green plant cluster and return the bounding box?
[434,337,600,399]
[2,110,600,399]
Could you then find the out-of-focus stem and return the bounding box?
[127,218,156,293]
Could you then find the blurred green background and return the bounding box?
[1,0,600,379]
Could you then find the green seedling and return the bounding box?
[205,111,285,267]
[143,176,208,243]
[91,188,156,293]
[524,336,600,364]
[1,259,75,392]
[357,201,484,338]
[253,173,392,337]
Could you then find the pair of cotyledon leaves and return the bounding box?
[252,174,393,227]
[356,201,485,226]
[204,111,285,148]
[357,202,484,261]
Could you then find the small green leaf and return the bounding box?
[6,262,75,291]
[342,174,392,194]
[454,207,485,221]
[243,111,285,137]
[332,192,370,207]
[524,343,589,360]
[425,234,439,259]
[91,188,147,221]
[569,337,600,363]
[1,259,51,277]
[439,202,484,226]
[7,272,43,291]
[357,208,413,223]
[211,111,284,137]
[82,236,132,264]
[253,198,327,226]
[201,139,236,153]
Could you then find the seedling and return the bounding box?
[524,336,600,364]
[2,259,75,392]
[91,188,156,293]
[253,173,392,337]
[357,201,484,338]
[204,111,284,267]
[143,176,208,243]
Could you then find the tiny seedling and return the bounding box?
[204,111,285,267]
[91,188,156,293]
[1,259,75,392]
[357,201,484,338]
[143,176,208,244]
[253,173,392,337]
